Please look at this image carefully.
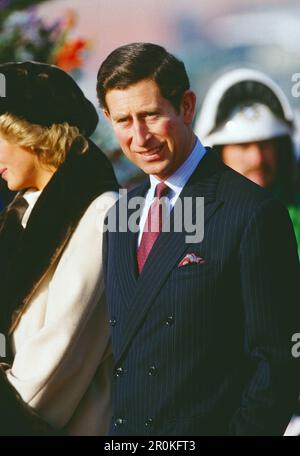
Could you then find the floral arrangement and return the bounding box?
[0,1,46,20]
[0,1,88,74]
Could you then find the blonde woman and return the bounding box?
[0,62,119,435]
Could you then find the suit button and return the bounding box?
[109,318,117,326]
[145,418,153,428]
[148,365,157,376]
[164,315,174,326]
[115,367,125,377]
[114,417,125,427]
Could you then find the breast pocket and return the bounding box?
[170,259,218,281]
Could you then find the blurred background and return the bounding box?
[1,0,300,187]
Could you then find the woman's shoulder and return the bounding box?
[84,191,119,219]
[55,191,119,265]
[72,190,119,238]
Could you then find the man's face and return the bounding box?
[221,140,278,188]
[104,78,196,181]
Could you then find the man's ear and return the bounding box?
[181,90,196,124]
[103,109,111,121]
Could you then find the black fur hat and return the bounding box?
[0,61,98,136]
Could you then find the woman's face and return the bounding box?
[0,134,54,191]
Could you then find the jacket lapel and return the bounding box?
[115,148,225,362]
[113,182,149,306]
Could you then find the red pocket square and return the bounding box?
[178,253,206,267]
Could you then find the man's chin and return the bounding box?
[139,161,168,178]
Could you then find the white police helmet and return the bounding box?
[195,68,294,146]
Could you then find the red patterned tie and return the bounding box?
[137,182,169,273]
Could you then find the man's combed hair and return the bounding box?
[97,42,190,112]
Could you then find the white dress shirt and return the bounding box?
[137,137,206,246]
[22,189,42,228]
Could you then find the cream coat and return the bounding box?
[5,190,118,435]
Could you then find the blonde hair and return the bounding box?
[0,113,88,169]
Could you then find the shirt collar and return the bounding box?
[21,189,42,228]
[23,188,42,207]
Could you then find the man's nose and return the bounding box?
[132,121,151,147]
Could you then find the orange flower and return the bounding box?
[54,38,87,72]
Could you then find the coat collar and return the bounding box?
[0,139,119,340]
[113,147,225,362]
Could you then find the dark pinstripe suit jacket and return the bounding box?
[105,148,300,436]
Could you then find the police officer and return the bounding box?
[195,68,300,257]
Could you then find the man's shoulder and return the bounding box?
[217,165,275,208]
[189,148,275,211]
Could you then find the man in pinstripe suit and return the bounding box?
[97,43,300,436]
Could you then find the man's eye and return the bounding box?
[116,118,129,125]
[147,113,158,118]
